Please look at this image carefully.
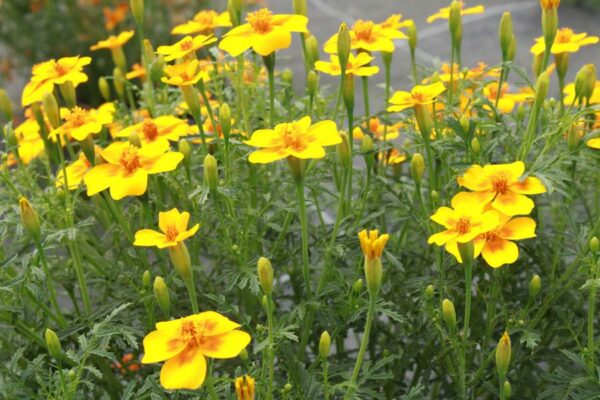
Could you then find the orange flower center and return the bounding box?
[119,146,142,174]
[555,28,573,44]
[280,123,306,151]
[195,10,216,25]
[456,218,471,234]
[54,62,68,76]
[247,8,273,34]
[491,172,509,194]
[180,320,218,349]
[368,118,381,133]
[165,225,179,241]
[180,38,194,51]
[411,90,427,103]
[142,120,159,141]
[69,107,87,127]
[353,20,375,42]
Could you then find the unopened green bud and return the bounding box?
[42,92,60,129]
[19,197,41,241]
[319,331,331,360]
[283,383,292,393]
[262,294,269,311]
[98,77,111,102]
[282,68,293,85]
[535,71,550,105]
[504,380,512,398]
[590,237,599,253]
[150,55,165,83]
[337,131,351,167]
[567,122,581,151]
[352,278,363,294]
[58,81,77,108]
[471,137,481,155]
[442,298,457,333]
[219,103,232,140]
[168,242,192,282]
[142,270,151,288]
[361,134,374,153]
[238,348,249,361]
[143,39,155,63]
[496,331,511,377]
[305,34,319,67]
[406,21,417,52]
[364,257,383,296]
[575,64,596,103]
[459,114,470,132]
[532,53,544,78]
[130,0,144,24]
[555,52,569,81]
[517,104,526,121]
[541,7,558,53]
[425,284,434,300]
[410,153,425,185]
[499,12,513,61]
[45,328,62,360]
[449,1,463,47]
[342,73,354,111]
[0,89,13,121]
[293,0,307,16]
[507,34,517,62]
[204,154,218,191]
[529,274,541,298]
[129,132,142,148]
[431,190,440,203]
[113,68,125,99]
[307,70,318,97]
[178,139,191,170]
[257,257,274,295]
[337,23,351,73]
[153,276,170,316]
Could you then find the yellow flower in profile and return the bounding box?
[113,116,193,145]
[83,141,183,200]
[245,117,340,164]
[126,63,146,80]
[353,117,401,141]
[457,161,546,216]
[141,311,251,390]
[314,52,379,77]
[358,229,390,260]
[22,56,91,106]
[171,10,232,35]
[387,82,446,113]
[134,208,199,248]
[219,8,308,57]
[90,30,135,51]
[323,19,406,54]
[540,0,560,9]
[427,2,485,23]
[482,83,534,113]
[530,28,599,56]
[162,59,209,87]
[235,375,256,400]
[428,192,501,253]
[378,148,407,166]
[157,35,217,62]
[379,14,413,32]
[50,105,114,142]
[56,151,94,190]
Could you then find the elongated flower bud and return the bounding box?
[425,284,434,300]
[219,103,232,140]
[257,257,274,295]
[143,39,155,63]
[507,34,517,62]
[204,154,218,191]
[235,375,255,400]
[529,274,541,299]
[342,72,354,111]
[442,298,457,333]
[150,55,165,83]
[113,68,125,99]
[449,1,463,48]
[0,89,13,122]
[178,139,191,170]
[42,92,60,129]
[293,0,307,16]
[130,0,144,25]
[307,70,318,97]
[19,197,41,242]
[352,278,363,294]
[406,21,417,53]
[471,137,481,155]
[555,52,569,81]
[495,331,512,377]
[98,77,111,102]
[591,237,599,253]
[153,276,170,316]
[337,23,351,73]
[168,242,192,282]
[534,71,550,106]
[575,64,596,103]
[45,328,62,360]
[181,85,201,119]
[305,34,319,67]
[499,12,513,61]
[410,153,425,186]
[337,131,351,167]
[319,331,331,360]
[541,2,558,53]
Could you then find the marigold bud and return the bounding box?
[540,0,560,10]
[459,114,470,132]
[293,0,307,16]
[567,122,581,151]
[130,0,144,24]
[283,383,293,393]
[204,154,218,191]
[499,12,513,61]
[153,276,170,316]
[591,237,599,253]
[238,348,249,361]
[305,34,319,67]
[442,298,457,333]
[532,53,544,78]
[503,380,512,398]
[496,331,512,377]
[342,73,354,112]
[337,131,351,167]
[235,375,255,400]
[45,328,62,360]
[507,34,517,62]
[471,137,481,155]
[168,242,192,282]
[0,88,13,122]
[307,70,318,97]
[352,278,363,294]
[143,39,155,63]
[541,7,558,52]
[406,21,418,52]
[181,85,201,118]
[431,190,440,203]
[113,68,125,99]
[529,274,541,299]
[337,23,351,73]
[81,135,96,166]
[19,197,41,242]
[361,134,374,153]
[535,71,550,105]
[150,55,165,83]
[287,156,306,184]
[178,139,191,170]
[257,256,274,295]
[449,1,463,47]
[458,241,474,265]
[219,103,232,140]
[58,81,77,109]
[319,330,331,360]
[42,92,60,129]
[142,270,151,288]
[425,284,434,300]
[555,52,569,81]
[410,153,425,186]
[129,132,142,148]
[98,77,111,102]
[575,64,596,103]
[281,68,293,85]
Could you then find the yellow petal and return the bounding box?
[498,217,536,240]
[159,208,181,233]
[430,207,456,228]
[176,223,200,242]
[198,330,251,359]
[458,164,491,191]
[309,120,341,146]
[187,311,242,336]
[492,192,534,216]
[142,328,186,364]
[144,152,184,174]
[288,144,326,159]
[109,169,148,200]
[248,147,289,164]
[134,229,169,247]
[252,28,292,56]
[510,177,546,194]
[160,347,207,390]
[428,229,458,246]
[245,129,280,148]
[482,237,518,268]
[84,163,120,196]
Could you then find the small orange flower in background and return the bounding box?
[235,375,256,400]
[482,83,534,113]
[22,56,91,106]
[56,151,95,190]
[171,10,232,35]
[324,19,406,54]
[245,117,340,163]
[219,8,308,57]
[378,148,407,166]
[90,30,135,51]
[141,311,251,390]
[83,141,183,200]
[427,1,485,23]
[457,161,546,216]
[103,2,129,31]
[530,28,599,56]
[162,59,209,87]
[157,35,217,62]
[379,14,413,32]
[126,63,146,80]
[314,52,379,77]
[387,82,446,112]
[50,104,114,142]
[113,116,193,145]
[134,208,199,248]
[353,118,402,142]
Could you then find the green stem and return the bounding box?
[266,294,275,400]
[263,54,276,128]
[323,359,329,400]
[34,239,67,329]
[205,362,219,400]
[185,274,199,314]
[67,241,92,314]
[587,259,599,370]
[295,178,312,298]
[361,76,370,119]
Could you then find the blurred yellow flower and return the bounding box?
[90,30,135,51]
[378,148,407,166]
[530,28,599,56]
[588,137,600,150]
[103,3,129,31]
[141,311,251,390]
[113,116,193,145]
[324,19,406,53]
[50,105,114,142]
[387,82,446,112]
[126,63,146,80]
[427,2,485,23]
[219,8,308,57]
[564,81,600,105]
[245,117,340,163]
[162,59,209,86]
[353,117,401,141]
[134,208,199,248]
[171,10,232,35]
[157,35,217,62]
[56,151,94,190]
[14,115,46,164]
[314,52,379,77]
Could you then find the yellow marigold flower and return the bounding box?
[171,10,232,35]
[83,141,183,200]
[358,229,389,260]
[314,52,379,77]
[113,116,193,145]
[387,82,446,113]
[219,8,308,57]
[353,117,401,141]
[141,311,251,390]
[323,19,406,54]
[540,0,560,10]
[428,192,501,251]
[134,208,199,248]
[427,1,485,23]
[379,14,413,32]
[50,105,114,142]
[530,28,599,56]
[14,116,46,165]
[103,3,129,31]
[483,83,534,113]
[162,59,209,87]
[457,161,546,216]
[245,116,340,163]
[235,375,256,400]
[90,30,135,51]
[126,63,146,80]
[378,148,407,166]
[22,56,91,106]
[157,35,217,62]
[56,150,94,190]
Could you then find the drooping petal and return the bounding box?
[176,223,200,242]
[141,328,186,364]
[498,217,536,240]
[492,192,534,216]
[160,347,207,390]
[482,237,519,268]
[309,120,341,146]
[197,330,251,359]
[510,176,546,194]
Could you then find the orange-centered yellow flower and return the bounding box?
[56,151,94,190]
[51,105,114,141]
[323,19,406,53]
[219,8,308,57]
[353,118,402,142]
[235,375,256,400]
[457,161,546,216]
[314,52,379,77]
[387,82,446,112]
[171,10,232,35]
[83,141,183,200]
[157,35,217,62]
[245,117,340,163]
[427,2,485,23]
[530,28,599,56]
[378,148,407,166]
[141,311,251,390]
[90,30,135,51]
[126,63,146,80]
[134,208,199,248]
[22,56,91,106]
[162,59,209,87]
[358,229,390,260]
[113,116,193,145]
